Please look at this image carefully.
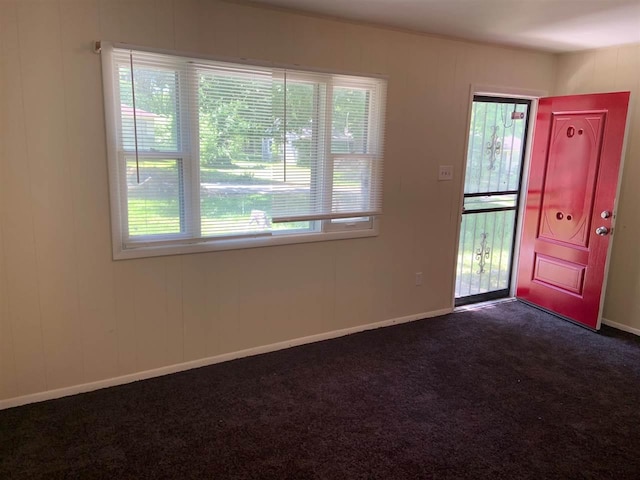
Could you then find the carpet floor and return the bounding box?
[1,300,640,479]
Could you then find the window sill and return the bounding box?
[112,225,379,260]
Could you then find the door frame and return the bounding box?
[451,84,547,308]
[453,87,633,328]
[595,92,634,328]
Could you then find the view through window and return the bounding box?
[103,46,387,257]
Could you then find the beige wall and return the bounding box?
[554,44,640,330]
[0,0,557,402]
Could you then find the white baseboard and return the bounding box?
[0,307,453,411]
[601,318,640,337]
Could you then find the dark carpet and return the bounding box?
[2,300,640,479]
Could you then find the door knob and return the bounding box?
[595,226,609,236]
[601,210,612,219]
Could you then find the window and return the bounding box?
[101,45,387,258]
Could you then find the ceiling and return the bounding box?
[246,0,640,52]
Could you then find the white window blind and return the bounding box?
[102,44,387,258]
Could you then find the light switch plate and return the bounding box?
[438,165,454,181]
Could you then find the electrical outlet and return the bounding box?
[438,165,454,181]
[415,272,423,286]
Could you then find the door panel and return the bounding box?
[516,92,630,329]
[533,254,585,295]
[538,113,605,248]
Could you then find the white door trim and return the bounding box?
[595,90,634,329]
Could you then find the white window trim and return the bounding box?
[100,42,386,260]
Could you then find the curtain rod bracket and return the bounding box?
[93,41,101,54]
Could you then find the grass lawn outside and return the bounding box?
[126,158,363,237]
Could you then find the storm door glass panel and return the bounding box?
[455,96,531,305]
[456,210,516,299]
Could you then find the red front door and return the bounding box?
[516,92,630,330]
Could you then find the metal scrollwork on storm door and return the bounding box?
[476,233,491,274]
[485,126,501,170]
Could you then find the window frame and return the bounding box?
[101,42,386,260]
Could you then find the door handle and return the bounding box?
[595,226,609,236]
